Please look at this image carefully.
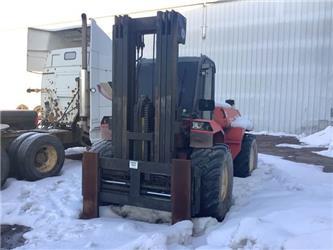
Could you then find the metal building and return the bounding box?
[28,0,332,134]
[175,0,333,134]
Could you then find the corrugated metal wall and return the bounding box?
[178,0,333,134]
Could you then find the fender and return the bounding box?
[190,119,245,159]
[224,127,245,159]
[190,119,224,148]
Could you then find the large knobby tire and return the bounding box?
[89,140,113,157]
[1,150,10,187]
[233,134,258,178]
[17,133,65,181]
[8,132,37,177]
[191,144,233,221]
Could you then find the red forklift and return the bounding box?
[81,10,257,223]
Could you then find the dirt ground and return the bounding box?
[256,135,333,173]
[1,224,31,250]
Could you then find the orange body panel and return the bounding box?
[213,106,241,129]
[224,127,245,159]
[190,105,244,159]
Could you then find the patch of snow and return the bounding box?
[0,123,9,130]
[314,141,333,158]
[276,143,318,149]
[195,154,333,249]
[65,147,86,155]
[1,155,333,249]
[284,229,333,249]
[109,205,171,224]
[250,131,299,137]
[231,116,253,130]
[300,126,333,147]
[215,102,231,108]
[192,217,218,236]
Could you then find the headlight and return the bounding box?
[192,121,212,131]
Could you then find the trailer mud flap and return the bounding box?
[81,151,99,219]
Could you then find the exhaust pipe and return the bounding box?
[79,13,90,130]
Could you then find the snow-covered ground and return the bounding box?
[1,155,333,249]
[275,143,316,149]
[250,131,299,138]
[300,126,333,147]
[300,126,333,158]
[64,147,86,156]
[259,126,333,159]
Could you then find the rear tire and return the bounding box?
[1,150,10,187]
[17,133,65,181]
[191,144,233,221]
[233,134,258,177]
[8,132,37,177]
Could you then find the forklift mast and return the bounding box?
[82,11,193,223]
[112,11,186,163]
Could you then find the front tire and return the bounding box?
[233,134,258,177]
[191,144,233,221]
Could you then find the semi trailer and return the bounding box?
[1,15,112,187]
[81,10,258,223]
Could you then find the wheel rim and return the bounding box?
[249,142,257,172]
[220,166,229,201]
[34,145,58,173]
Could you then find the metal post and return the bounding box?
[79,13,90,129]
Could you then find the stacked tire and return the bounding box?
[1,132,65,187]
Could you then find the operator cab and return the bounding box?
[137,55,216,118]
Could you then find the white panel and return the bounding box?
[89,19,112,142]
[27,27,88,73]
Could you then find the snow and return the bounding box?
[300,126,333,147]
[299,126,333,158]
[215,102,231,108]
[231,116,253,131]
[64,146,86,156]
[315,141,333,158]
[0,123,9,130]
[275,143,317,149]
[266,126,333,158]
[250,131,299,137]
[1,155,333,249]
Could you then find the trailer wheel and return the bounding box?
[17,133,65,181]
[89,140,113,157]
[1,150,10,187]
[191,144,233,221]
[8,132,37,177]
[233,134,258,178]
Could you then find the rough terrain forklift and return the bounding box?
[81,10,258,223]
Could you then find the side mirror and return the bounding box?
[198,99,215,111]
